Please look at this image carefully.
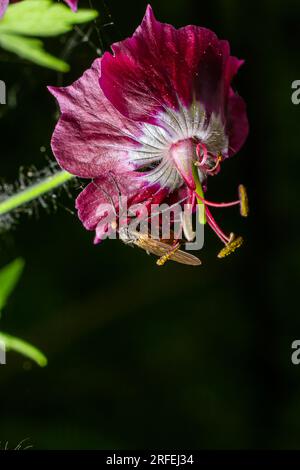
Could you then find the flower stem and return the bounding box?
[192,164,206,224]
[0,170,74,216]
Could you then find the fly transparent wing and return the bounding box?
[135,234,201,266]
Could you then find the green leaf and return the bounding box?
[0,0,99,37]
[0,260,47,367]
[0,33,70,72]
[0,0,99,71]
[0,258,24,313]
[0,332,48,367]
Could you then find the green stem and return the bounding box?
[0,331,47,367]
[192,164,206,224]
[0,170,74,216]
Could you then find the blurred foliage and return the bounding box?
[0,258,24,312]
[0,259,47,366]
[0,0,98,71]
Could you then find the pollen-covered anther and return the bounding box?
[239,184,249,217]
[217,233,244,259]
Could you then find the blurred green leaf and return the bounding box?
[0,0,99,71]
[0,0,98,37]
[0,332,47,367]
[0,259,47,366]
[0,258,24,313]
[0,33,70,72]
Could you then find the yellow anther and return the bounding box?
[217,233,244,259]
[239,184,249,217]
[156,243,180,266]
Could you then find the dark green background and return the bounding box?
[0,0,299,449]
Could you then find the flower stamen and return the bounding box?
[194,184,248,252]
[195,192,240,209]
[205,207,230,244]
[194,143,223,176]
[217,233,244,258]
[239,184,249,217]
[206,153,223,175]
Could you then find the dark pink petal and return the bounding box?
[225,56,244,91]
[0,0,9,19]
[226,89,249,156]
[76,172,140,243]
[76,172,170,244]
[100,5,232,125]
[49,59,145,178]
[63,0,78,12]
[49,58,187,242]
[224,57,249,155]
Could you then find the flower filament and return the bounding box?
[190,142,248,258]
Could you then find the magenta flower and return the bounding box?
[0,0,9,18]
[63,0,78,11]
[49,5,249,253]
[0,0,78,19]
